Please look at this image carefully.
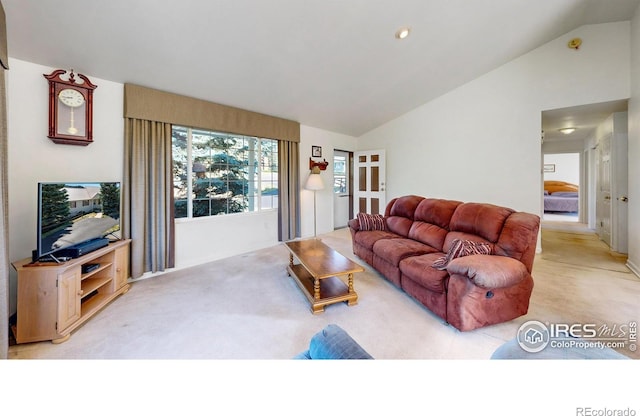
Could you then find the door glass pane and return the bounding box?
[371,154,379,162]
[371,198,380,215]
[371,167,379,192]
[359,155,367,163]
[359,167,367,191]
[359,198,367,213]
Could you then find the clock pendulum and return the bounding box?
[57,88,85,135]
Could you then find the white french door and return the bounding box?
[353,149,386,216]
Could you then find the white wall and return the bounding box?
[174,210,279,269]
[627,6,640,275]
[357,22,631,254]
[543,153,580,185]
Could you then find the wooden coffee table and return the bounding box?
[285,239,364,314]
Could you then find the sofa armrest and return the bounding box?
[348,218,360,231]
[446,254,528,289]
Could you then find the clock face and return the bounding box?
[58,88,85,108]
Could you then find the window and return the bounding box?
[172,126,278,218]
[333,154,347,194]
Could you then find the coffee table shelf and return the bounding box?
[285,239,363,314]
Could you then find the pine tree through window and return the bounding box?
[172,126,278,218]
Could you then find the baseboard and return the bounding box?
[626,259,640,279]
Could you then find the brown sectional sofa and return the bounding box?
[348,195,540,331]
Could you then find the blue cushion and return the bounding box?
[295,324,373,359]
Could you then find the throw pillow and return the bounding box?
[357,212,386,231]
[432,239,492,270]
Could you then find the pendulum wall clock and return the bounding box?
[44,69,97,146]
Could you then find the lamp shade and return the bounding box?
[305,172,324,191]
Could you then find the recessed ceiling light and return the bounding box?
[559,127,577,135]
[395,27,411,40]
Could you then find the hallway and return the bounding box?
[540,220,629,273]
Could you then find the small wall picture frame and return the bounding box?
[312,146,322,157]
[543,164,555,173]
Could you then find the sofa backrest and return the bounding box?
[494,212,540,273]
[448,203,513,240]
[408,198,462,251]
[385,195,424,237]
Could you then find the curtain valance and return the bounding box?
[124,83,300,142]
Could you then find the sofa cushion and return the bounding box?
[388,195,424,218]
[373,238,437,266]
[356,212,386,231]
[354,229,401,251]
[408,222,448,251]
[432,238,492,270]
[449,202,513,243]
[386,195,424,237]
[400,253,450,293]
[414,198,462,229]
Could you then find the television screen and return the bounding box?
[37,182,121,260]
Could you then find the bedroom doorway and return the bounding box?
[543,152,580,223]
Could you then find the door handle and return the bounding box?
[619,196,629,202]
[604,195,611,200]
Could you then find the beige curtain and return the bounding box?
[123,118,175,279]
[1,0,9,359]
[278,140,300,241]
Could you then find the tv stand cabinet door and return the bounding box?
[113,243,130,290]
[57,268,81,333]
[15,268,59,343]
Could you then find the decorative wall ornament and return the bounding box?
[44,69,97,146]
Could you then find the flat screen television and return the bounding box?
[36,182,121,261]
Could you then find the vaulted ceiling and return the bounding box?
[3,0,639,137]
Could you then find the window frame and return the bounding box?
[172,125,278,220]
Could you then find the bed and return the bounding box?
[544,181,579,213]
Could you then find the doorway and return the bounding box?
[543,152,580,224]
[540,100,629,254]
[333,150,353,229]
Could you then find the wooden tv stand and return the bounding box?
[11,239,131,344]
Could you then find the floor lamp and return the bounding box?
[304,166,324,238]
